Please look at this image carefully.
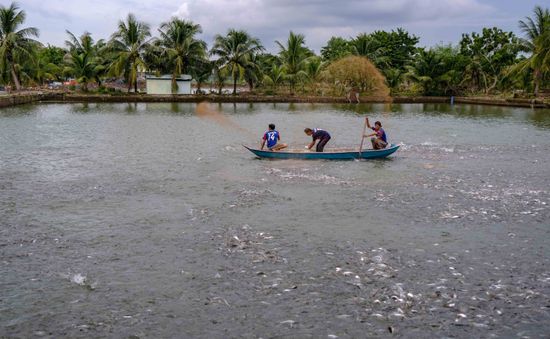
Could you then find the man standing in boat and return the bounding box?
[364,117,387,149]
[261,123,288,151]
[304,128,331,152]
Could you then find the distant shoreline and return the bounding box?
[0,92,548,109]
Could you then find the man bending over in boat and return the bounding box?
[304,128,331,152]
[364,117,387,149]
[261,123,288,151]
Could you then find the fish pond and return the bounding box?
[1,102,549,338]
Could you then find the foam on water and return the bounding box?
[267,168,352,185]
[70,273,87,285]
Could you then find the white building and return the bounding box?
[146,75,192,95]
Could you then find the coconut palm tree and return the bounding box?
[142,40,166,75]
[109,13,151,93]
[517,6,550,96]
[276,31,311,95]
[210,29,264,94]
[212,63,229,94]
[64,31,105,91]
[262,64,285,92]
[350,33,390,69]
[405,49,444,95]
[303,56,322,93]
[158,18,206,93]
[243,53,264,91]
[0,2,39,90]
[65,30,94,55]
[191,59,213,94]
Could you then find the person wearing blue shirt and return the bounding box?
[304,128,331,152]
[364,117,388,149]
[261,123,288,151]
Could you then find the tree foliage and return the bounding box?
[158,18,206,93]
[276,31,312,95]
[460,27,522,93]
[109,13,151,92]
[516,6,550,95]
[0,2,40,89]
[0,1,547,98]
[320,37,351,62]
[63,31,105,91]
[210,29,264,94]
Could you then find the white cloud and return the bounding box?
[173,3,190,19]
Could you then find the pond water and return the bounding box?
[1,102,549,338]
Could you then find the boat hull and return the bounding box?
[244,144,400,160]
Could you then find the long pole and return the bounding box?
[358,117,368,157]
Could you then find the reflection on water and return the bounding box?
[0,103,548,338]
[528,109,550,128]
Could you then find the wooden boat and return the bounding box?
[243,144,400,160]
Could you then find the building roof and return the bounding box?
[146,74,192,81]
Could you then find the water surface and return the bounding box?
[1,103,549,338]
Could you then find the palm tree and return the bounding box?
[191,59,213,94]
[262,64,285,92]
[350,33,390,69]
[109,13,151,93]
[142,40,166,75]
[0,2,39,90]
[65,30,94,55]
[304,56,322,93]
[35,45,65,84]
[405,49,444,95]
[158,18,206,93]
[212,63,229,94]
[64,52,96,91]
[243,53,263,91]
[518,6,550,96]
[276,31,310,95]
[210,29,264,94]
[64,31,104,91]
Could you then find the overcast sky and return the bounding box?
[11,0,545,53]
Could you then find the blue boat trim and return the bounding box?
[243,144,400,160]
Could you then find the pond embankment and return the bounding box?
[0,91,548,108]
[0,92,46,108]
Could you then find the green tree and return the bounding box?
[63,31,105,91]
[436,45,469,95]
[406,46,468,96]
[262,63,285,92]
[36,45,66,83]
[243,53,263,91]
[212,63,229,94]
[352,29,418,71]
[158,18,206,93]
[210,29,264,94]
[517,6,550,96]
[109,13,151,93]
[276,31,311,95]
[191,59,213,94]
[350,29,418,90]
[350,33,388,66]
[320,37,351,62]
[142,40,166,75]
[405,48,444,95]
[0,2,39,90]
[304,56,323,93]
[460,27,521,93]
